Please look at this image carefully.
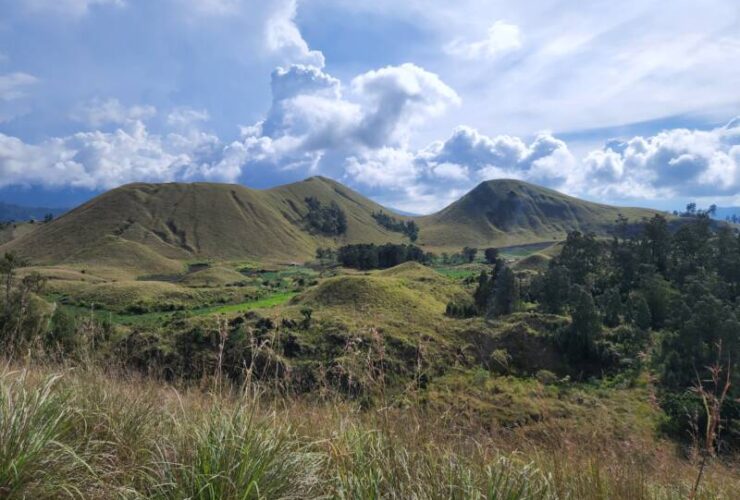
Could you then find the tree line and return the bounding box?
[451,213,739,447]
[371,211,419,242]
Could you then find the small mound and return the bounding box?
[514,253,551,272]
[72,281,200,311]
[19,266,105,284]
[67,236,184,276]
[377,262,444,281]
[300,275,447,317]
[181,266,246,287]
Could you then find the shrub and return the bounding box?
[149,404,323,499]
[0,373,92,497]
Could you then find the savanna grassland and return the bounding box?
[1,178,739,498]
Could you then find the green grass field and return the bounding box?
[59,291,298,327]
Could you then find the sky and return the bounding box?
[0,0,738,214]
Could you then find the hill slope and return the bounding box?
[417,179,663,249]
[1,177,407,269]
[2,177,668,271]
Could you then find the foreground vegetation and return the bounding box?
[1,361,738,499]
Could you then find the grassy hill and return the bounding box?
[0,221,40,245]
[2,177,667,273]
[1,177,407,271]
[417,179,663,249]
[297,262,469,333]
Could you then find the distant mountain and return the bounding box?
[1,177,668,273]
[416,179,664,249]
[0,202,66,222]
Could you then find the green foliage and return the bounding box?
[371,211,419,242]
[484,247,499,264]
[45,307,78,356]
[490,266,519,317]
[0,261,48,353]
[628,294,652,331]
[473,270,493,312]
[538,265,570,314]
[330,426,553,499]
[305,196,348,236]
[462,246,478,263]
[300,307,313,329]
[151,405,322,499]
[337,243,431,270]
[0,374,92,497]
[557,231,601,285]
[445,301,477,318]
[558,285,601,362]
[601,287,622,327]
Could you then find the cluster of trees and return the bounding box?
[317,245,501,270]
[336,243,433,270]
[448,213,740,445]
[449,254,519,319]
[372,211,419,242]
[438,247,499,265]
[528,215,738,442]
[672,202,717,218]
[304,197,348,236]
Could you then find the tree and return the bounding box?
[561,285,601,361]
[483,247,499,264]
[640,214,671,275]
[602,287,622,327]
[628,294,652,330]
[0,252,28,305]
[540,265,570,314]
[473,270,493,312]
[462,247,478,263]
[557,231,601,285]
[489,266,518,317]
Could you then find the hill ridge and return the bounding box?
[1,177,664,271]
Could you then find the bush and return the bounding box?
[0,374,93,496]
[150,405,323,499]
[535,369,558,385]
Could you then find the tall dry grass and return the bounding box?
[0,359,737,499]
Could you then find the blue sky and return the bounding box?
[0,0,739,213]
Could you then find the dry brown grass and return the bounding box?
[1,356,737,499]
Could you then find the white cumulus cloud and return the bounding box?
[0,119,222,189]
[582,118,740,199]
[265,0,326,68]
[445,20,522,60]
